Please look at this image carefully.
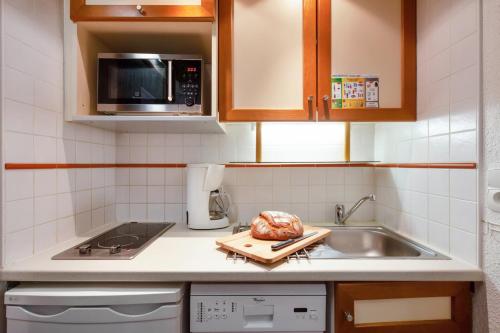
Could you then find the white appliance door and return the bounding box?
[7,303,181,333]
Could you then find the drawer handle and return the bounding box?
[344,311,354,322]
[136,5,145,15]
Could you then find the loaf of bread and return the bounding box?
[250,211,304,241]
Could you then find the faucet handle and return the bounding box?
[335,204,345,224]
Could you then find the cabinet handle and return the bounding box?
[136,5,145,15]
[322,95,330,120]
[307,95,314,120]
[344,311,354,322]
[167,60,173,102]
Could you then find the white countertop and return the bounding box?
[0,222,483,282]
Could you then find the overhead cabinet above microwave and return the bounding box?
[218,0,416,122]
[63,1,224,133]
[70,0,215,22]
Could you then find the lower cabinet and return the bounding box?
[334,282,472,333]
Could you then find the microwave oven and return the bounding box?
[97,53,203,114]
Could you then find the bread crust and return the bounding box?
[250,211,304,240]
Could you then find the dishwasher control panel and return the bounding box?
[190,284,326,332]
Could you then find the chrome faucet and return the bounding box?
[335,194,376,225]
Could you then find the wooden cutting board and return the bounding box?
[216,225,331,264]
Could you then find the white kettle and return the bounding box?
[186,164,230,230]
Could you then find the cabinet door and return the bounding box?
[70,0,215,22]
[335,282,471,333]
[317,0,416,121]
[219,0,317,122]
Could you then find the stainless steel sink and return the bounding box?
[308,226,448,259]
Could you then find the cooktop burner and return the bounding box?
[52,222,175,260]
[97,234,140,249]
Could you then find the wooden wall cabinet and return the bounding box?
[318,0,416,122]
[219,0,416,122]
[334,282,472,333]
[218,0,317,122]
[70,0,215,22]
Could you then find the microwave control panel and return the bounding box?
[175,60,202,107]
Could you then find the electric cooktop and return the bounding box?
[52,222,175,260]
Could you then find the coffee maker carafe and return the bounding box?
[186,164,230,229]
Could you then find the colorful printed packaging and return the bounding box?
[342,77,365,109]
[331,77,343,109]
[365,77,379,108]
[331,74,379,109]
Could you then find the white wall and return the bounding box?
[114,165,375,226]
[113,125,374,226]
[112,122,375,226]
[476,0,500,331]
[1,0,117,266]
[374,0,481,265]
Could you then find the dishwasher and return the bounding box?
[5,282,185,333]
[190,283,326,333]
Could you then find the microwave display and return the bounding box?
[97,53,203,114]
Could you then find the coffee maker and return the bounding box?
[186,164,231,229]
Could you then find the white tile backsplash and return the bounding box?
[34,195,58,225]
[5,198,34,233]
[5,131,35,163]
[428,195,450,225]
[450,228,477,265]
[428,220,450,253]
[450,199,478,233]
[34,221,57,253]
[6,170,34,201]
[56,216,76,242]
[5,228,34,264]
[428,135,450,162]
[5,99,34,134]
[1,0,117,265]
[34,170,57,197]
[428,169,450,196]
[450,169,477,201]
[373,0,479,266]
[113,166,376,225]
[450,130,477,162]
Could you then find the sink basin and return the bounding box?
[308,226,448,259]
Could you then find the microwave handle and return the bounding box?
[167,60,173,102]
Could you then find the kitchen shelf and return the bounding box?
[71,115,226,133]
[64,1,222,133]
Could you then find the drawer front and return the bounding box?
[334,282,471,333]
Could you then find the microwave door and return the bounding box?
[97,58,176,113]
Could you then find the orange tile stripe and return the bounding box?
[5,162,477,170]
[3,163,187,170]
[374,163,477,169]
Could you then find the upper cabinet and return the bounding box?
[218,0,317,121]
[70,0,215,22]
[318,0,416,121]
[219,0,416,122]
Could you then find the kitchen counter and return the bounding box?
[0,222,483,282]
